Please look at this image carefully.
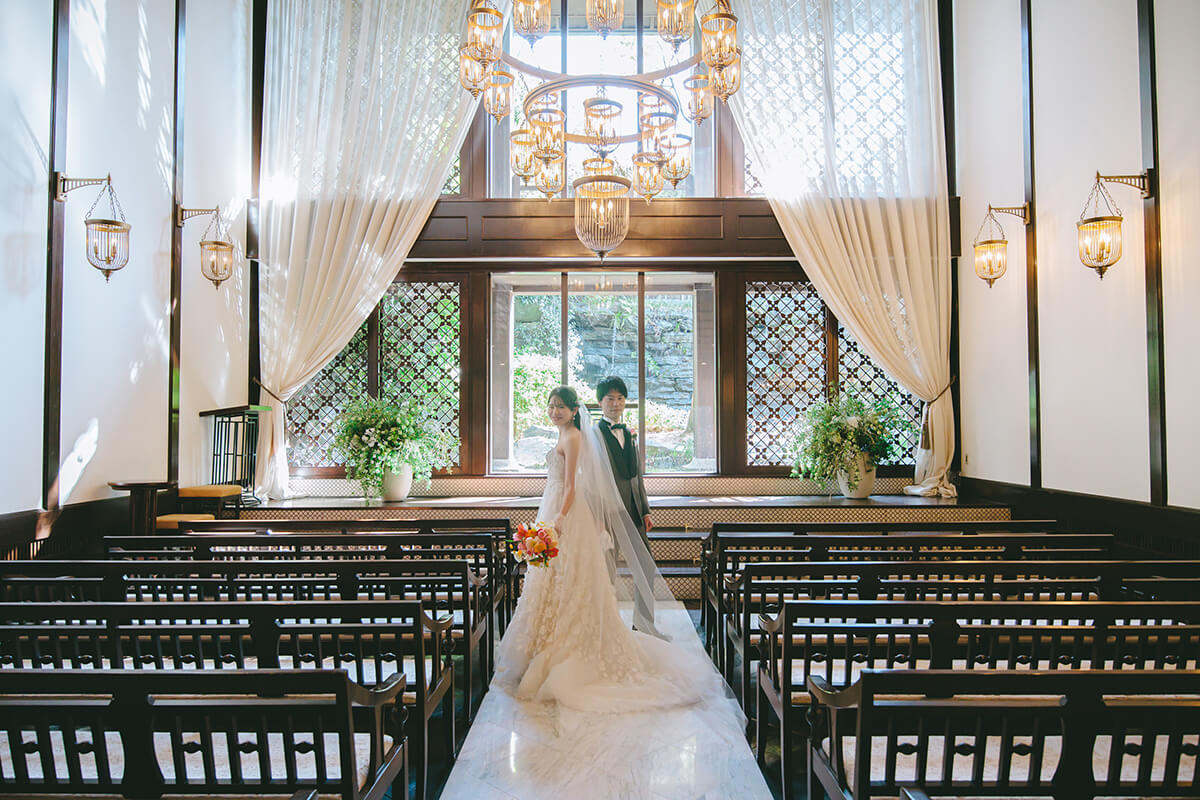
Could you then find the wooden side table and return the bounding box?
[108,480,177,537]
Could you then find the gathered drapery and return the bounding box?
[729,0,956,496]
[254,0,503,498]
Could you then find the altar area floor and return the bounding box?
[437,609,773,800]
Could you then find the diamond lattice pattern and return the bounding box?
[746,281,827,466]
[380,281,462,466]
[286,322,369,467]
[837,322,922,465]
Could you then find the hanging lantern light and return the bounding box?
[657,0,695,53]
[683,73,713,124]
[701,1,739,71]
[709,48,741,102]
[530,103,566,163]
[972,207,1008,288]
[466,0,504,65]
[1075,171,1151,278]
[514,0,553,46]
[583,95,623,158]
[535,155,565,199]
[573,174,631,260]
[640,109,676,163]
[631,150,665,202]
[661,133,692,188]
[586,0,624,39]
[510,129,537,182]
[83,178,131,282]
[459,45,488,98]
[484,67,514,122]
[583,156,617,175]
[198,208,235,289]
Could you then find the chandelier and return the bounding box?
[459,0,744,259]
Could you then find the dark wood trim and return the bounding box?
[1137,0,1167,506]
[366,307,380,396]
[938,0,961,475]
[462,104,489,200]
[718,270,748,473]
[960,476,1200,559]
[409,197,792,260]
[2,497,130,561]
[464,272,490,475]
[42,0,70,511]
[1019,0,1042,488]
[823,307,838,396]
[246,0,267,405]
[167,0,186,484]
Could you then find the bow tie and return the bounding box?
[603,421,626,431]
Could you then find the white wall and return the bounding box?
[954,0,1031,487]
[0,4,53,513]
[60,0,176,504]
[1157,0,1200,510]
[1033,0,1149,502]
[179,0,251,487]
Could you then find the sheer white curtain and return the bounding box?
[729,0,955,496]
[254,0,503,498]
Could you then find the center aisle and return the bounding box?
[439,610,774,799]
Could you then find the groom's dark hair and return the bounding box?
[596,376,629,402]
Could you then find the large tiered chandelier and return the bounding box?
[460,0,743,259]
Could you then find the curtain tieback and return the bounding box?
[252,376,286,404]
[919,376,957,449]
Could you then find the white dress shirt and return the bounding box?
[603,415,627,448]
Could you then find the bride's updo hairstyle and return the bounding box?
[548,386,582,429]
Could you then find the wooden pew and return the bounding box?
[185,518,516,626]
[807,670,1200,800]
[0,668,406,800]
[724,558,1200,712]
[704,530,1115,665]
[0,599,452,800]
[0,557,492,725]
[755,599,1200,799]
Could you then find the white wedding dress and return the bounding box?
[494,445,729,714]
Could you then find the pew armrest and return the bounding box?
[348,671,407,708]
[291,791,319,800]
[808,674,862,709]
[899,789,932,800]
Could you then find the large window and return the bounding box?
[491,271,716,474]
[741,276,921,469]
[488,0,714,199]
[286,268,915,479]
[287,277,464,472]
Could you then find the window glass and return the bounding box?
[836,322,922,466]
[644,272,716,473]
[286,321,369,468]
[491,273,563,472]
[567,271,640,407]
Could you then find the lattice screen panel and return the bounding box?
[286,321,369,467]
[836,323,923,465]
[745,280,827,466]
[380,281,462,466]
[743,153,764,196]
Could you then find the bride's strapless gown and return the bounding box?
[494,447,723,713]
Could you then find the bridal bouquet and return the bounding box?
[512,521,559,568]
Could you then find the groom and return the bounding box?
[595,376,656,630]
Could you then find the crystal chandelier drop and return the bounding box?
[586,0,625,39]
[657,0,695,53]
[458,0,744,257]
[513,0,552,46]
[574,174,632,259]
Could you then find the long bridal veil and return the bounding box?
[574,406,689,634]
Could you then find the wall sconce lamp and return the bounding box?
[1077,170,1152,278]
[178,205,236,289]
[55,172,131,282]
[972,203,1028,287]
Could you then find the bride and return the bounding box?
[494,386,732,714]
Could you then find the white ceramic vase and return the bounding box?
[836,453,876,499]
[382,463,414,502]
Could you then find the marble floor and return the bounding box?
[438,612,774,800]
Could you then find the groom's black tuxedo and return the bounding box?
[597,418,651,538]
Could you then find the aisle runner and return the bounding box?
[439,610,774,799]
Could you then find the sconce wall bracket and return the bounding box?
[177,205,219,227]
[55,172,111,203]
[989,203,1030,225]
[1098,169,1153,199]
